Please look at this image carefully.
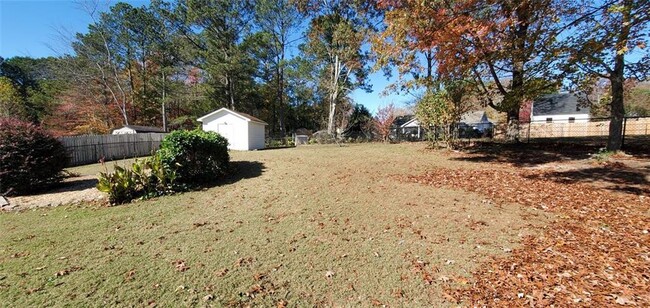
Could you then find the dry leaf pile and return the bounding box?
[401,167,650,306]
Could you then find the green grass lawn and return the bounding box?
[1,143,549,307]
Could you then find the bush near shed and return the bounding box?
[158,129,229,184]
[97,129,229,204]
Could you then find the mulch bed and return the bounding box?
[400,166,649,306]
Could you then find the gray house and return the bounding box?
[531,93,590,123]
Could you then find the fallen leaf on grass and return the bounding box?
[276,299,288,308]
[216,268,229,277]
[172,260,189,272]
[193,222,208,228]
[235,257,254,267]
[26,287,43,294]
[54,266,82,277]
[124,269,136,281]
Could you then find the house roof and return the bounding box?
[118,125,166,133]
[533,93,590,116]
[197,107,268,125]
[400,117,420,128]
[392,115,414,127]
[460,111,490,124]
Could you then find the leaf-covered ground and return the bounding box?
[2,142,647,306]
[401,156,649,306]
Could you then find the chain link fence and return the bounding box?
[519,116,650,147]
[391,122,494,142]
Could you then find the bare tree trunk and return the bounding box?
[607,75,624,151]
[277,64,286,137]
[162,70,167,132]
[327,55,340,135]
[606,1,631,151]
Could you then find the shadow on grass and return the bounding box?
[452,141,649,195]
[258,146,295,151]
[216,160,266,185]
[524,166,650,196]
[12,177,99,197]
[452,142,595,167]
[52,178,99,193]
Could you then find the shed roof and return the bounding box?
[392,115,414,127]
[117,125,166,133]
[460,111,491,124]
[533,93,590,116]
[197,107,268,125]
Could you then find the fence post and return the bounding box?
[621,117,627,148]
[527,121,531,143]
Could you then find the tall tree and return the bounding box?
[299,1,373,135]
[343,103,373,139]
[158,0,258,113]
[376,0,567,128]
[0,57,65,123]
[374,103,396,142]
[253,0,304,137]
[0,76,26,119]
[68,2,177,128]
[372,2,437,95]
[565,0,650,151]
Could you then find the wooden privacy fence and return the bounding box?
[59,133,167,167]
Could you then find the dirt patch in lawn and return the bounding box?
[3,158,148,211]
[4,175,105,211]
[401,165,650,306]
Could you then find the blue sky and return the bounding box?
[0,0,410,113]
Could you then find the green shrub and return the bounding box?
[97,155,180,205]
[97,130,228,205]
[0,118,68,196]
[97,164,137,204]
[266,137,295,148]
[158,129,229,184]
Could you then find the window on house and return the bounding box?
[568,117,575,123]
[546,118,553,123]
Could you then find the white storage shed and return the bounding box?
[197,108,268,151]
[112,125,166,134]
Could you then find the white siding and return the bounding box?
[201,112,250,150]
[532,113,590,123]
[247,122,266,150]
[112,127,136,135]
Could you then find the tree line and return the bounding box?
[0,0,648,150]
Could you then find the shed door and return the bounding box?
[217,123,232,141]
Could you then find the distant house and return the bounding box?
[531,93,590,123]
[197,107,268,151]
[390,115,424,140]
[459,111,493,132]
[390,111,494,140]
[112,125,166,135]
